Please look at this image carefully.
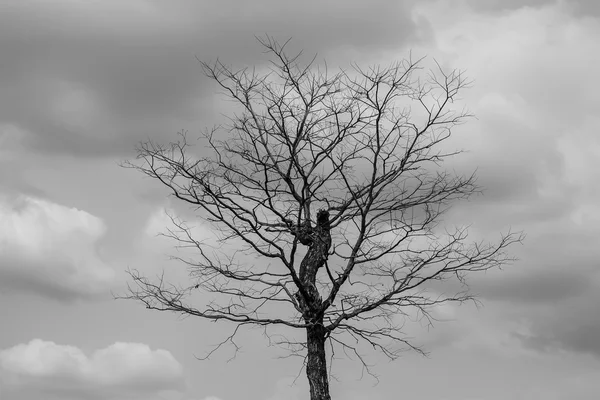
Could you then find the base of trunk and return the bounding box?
[306,323,331,400]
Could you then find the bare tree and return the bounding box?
[121,37,522,400]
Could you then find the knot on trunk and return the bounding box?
[316,209,330,230]
[288,209,330,247]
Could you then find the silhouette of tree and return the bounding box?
[121,37,523,400]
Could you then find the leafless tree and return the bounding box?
[120,37,523,400]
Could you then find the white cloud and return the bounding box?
[0,195,115,300]
[0,339,184,399]
[395,1,600,368]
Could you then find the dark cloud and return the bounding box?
[0,264,109,302]
[0,0,422,158]
[475,267,592,304]
[569,0,600,16]
[469,221,600,302]
[500,261,600,359]
[560,321,600,355]
[514,313,600,359]
[200,0,421,52]
[0,2,211,157]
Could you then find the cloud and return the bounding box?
[0,0,424,158]
[116,2,600,375]
[2,2,599,399]
[391,1,600,366]
[0,195,115,300]
[0,339,184,400]
[461,0,600,17]
[464,0,554,13]
[507,286,600,359]
[476,268,592,304]
[141,207,218,253]
[423,4,595,223]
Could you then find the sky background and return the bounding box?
[1,0,599,399]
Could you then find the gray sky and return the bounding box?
[1,0,599,399]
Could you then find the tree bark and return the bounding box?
[306,322,331,400]
[293,209,332,400]
[294,210,331,310]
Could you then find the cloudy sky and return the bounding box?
[1,0,599,399]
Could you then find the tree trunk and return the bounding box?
[295,209,332,400]
[306,322,331,400]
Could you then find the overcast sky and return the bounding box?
[1,0,599,399]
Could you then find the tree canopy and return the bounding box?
[122,37,522,400]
